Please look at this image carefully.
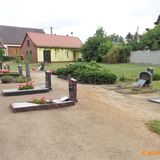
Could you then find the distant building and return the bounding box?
[21,32,83,63]
[0,25,44,57]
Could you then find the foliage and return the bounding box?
[139,24,160,50]
[82,27,113,62]
[146,120,160,135]
[1,75,14,83]
[13,56,23,63]
[18,81,34,90]
[153,73,160,81]
[119,73,137,82]
[103,45,131,63]
[0,49,5,61]
[154,15,160,25]
[15,76,28,83]
[56,61,117,84]
[125,31,141,51]
[31,96,46,104]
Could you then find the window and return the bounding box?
[66,50,69,58]
[27,40,30,47]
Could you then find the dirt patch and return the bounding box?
[0,72,160,160]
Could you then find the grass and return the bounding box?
[8,62,71,71]
[100,63,160,77]
[146,120,160,135]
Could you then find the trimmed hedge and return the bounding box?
[56,62,117,84]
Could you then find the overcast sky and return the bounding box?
[0,0,159,42]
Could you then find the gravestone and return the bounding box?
[69,78,77,102]
[45,71,52,90]
[25,62,31,81]
[147,67,154,74]
[0,61,2,69]
[18,64,23,76]
[38,62,45,71]
[139,72,152,86]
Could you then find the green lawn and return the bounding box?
[8,62,160,76]
[100,63,160,76]
[8,62,71,71]
[5,62,160,88]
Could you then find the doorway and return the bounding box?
[43,50,51,63]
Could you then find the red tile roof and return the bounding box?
[27,32,83,49]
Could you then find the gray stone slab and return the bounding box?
[148,98,160,104]
[2,87,49,96]
[10,99,75,112]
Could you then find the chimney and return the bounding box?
[50,27,53,35]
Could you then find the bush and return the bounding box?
[15,76,27,83]
[1,75,14,83]
[56,62,117,84]
[103,45,131,63]
[153,73,160,81]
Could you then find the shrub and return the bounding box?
[15,76,27,83]
[56,62,117,84]
[153,73,160,81]
[103,45,131,63]
[1,75,14,83]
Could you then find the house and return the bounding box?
[0,25,44,57]
[20,32,83,63]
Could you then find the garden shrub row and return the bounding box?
[56,62,117,84]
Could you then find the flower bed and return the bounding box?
[18,82,34,90]
[31,97,46,104]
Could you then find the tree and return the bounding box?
[139,24,160,50]
[95,26,106,37]
[82,27,112,62]
[154,15,160,25]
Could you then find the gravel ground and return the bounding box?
[0,71,160,160]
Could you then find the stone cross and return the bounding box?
[45,71,52,90]
[25,62,31,81]
[69,78,77,102]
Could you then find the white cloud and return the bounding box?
[0,0,159,42]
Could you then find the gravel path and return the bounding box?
[0,72,160,160]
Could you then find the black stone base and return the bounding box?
[2,87,50,96]
[10,100,75,112]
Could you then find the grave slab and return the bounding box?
[148,98,160,104]
[10,99,75,112]
[2,87,49,96]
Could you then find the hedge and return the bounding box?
[56,62,117,84]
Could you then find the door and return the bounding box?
[43,50,51,63]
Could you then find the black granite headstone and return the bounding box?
[69,78,77,102]
[45,71,52,90]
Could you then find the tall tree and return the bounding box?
[154,15,160,25]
